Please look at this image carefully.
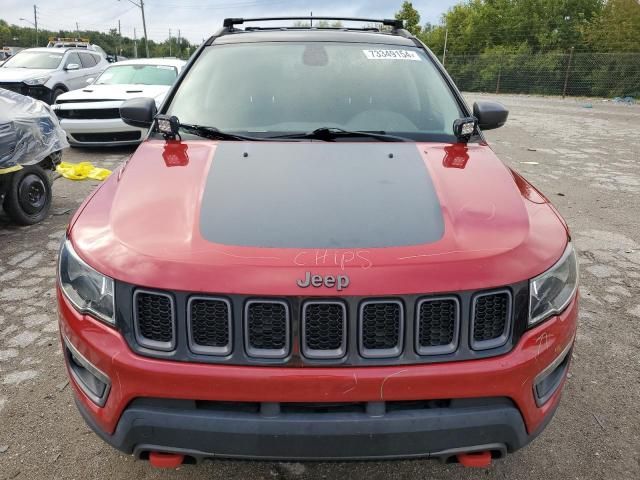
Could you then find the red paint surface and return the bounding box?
[68,139,568,297]
[148,452,185,468]
[58,288,578,436]
[457,451,493,468]
[60,138,577,445]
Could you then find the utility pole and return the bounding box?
[119,0,149,57]
[140,0,149,57]
[442,27,448,66]
[177,29,180,57]
[33,5,38,46]
[118,20,121,56]
[76,22,79,37]
[133,27,138,58]
[169,28,172,56]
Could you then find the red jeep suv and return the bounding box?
[57,17,579,468]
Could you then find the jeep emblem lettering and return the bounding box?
[296,272,350,291]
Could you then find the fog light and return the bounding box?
[533,343,572,406]
[63,335,111,407]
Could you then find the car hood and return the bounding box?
[70,140,568,296]
[56,84,170,102]
[0,68,54,82]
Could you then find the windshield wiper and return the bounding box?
[178,123,264,141]
[268,127,409,142]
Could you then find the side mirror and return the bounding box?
[85,77,94,84]
[65,63,80,71]
[120,97,157,128]
[473,101,509,130]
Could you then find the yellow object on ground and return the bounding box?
[0,165,23,175]
[56,161,112,181]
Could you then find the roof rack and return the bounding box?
[223,16,404,31]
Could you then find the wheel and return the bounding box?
[51,87,66,104]
[2,165,52,225]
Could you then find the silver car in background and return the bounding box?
[0,47,109,104]
[53,58,186,147]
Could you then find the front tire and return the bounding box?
[51,87,66,104]
[3,165,52,225]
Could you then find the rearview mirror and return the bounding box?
[65,63,80,71]
[120,97,157,128]
[473,101,509,130]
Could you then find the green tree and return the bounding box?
[585,0,640,52]
[420,0,604,55]
[0,18,197,59]
[395,1,422,35]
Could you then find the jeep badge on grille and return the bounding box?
[297,272,350,291]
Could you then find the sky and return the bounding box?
[2,0,460,44]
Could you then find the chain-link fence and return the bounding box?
[444,52,640,98]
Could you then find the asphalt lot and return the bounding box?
[1,93,639,479]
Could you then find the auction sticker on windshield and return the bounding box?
[363,49,421,60]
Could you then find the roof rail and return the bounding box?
[223,16,404,31]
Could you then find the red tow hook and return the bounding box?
[148,452,185,469]
[456,451,492,468]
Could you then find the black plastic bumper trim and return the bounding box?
[74,396,558,461]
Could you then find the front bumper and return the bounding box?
[76,395,557,462]
[57,118,145,147]
[0,82,54,103]
[58,288,578,461]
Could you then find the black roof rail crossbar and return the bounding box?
[223,17,404,30]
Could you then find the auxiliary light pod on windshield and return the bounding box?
[453,117,478,143]
[155,114,181,140]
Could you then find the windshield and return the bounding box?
[2,51,63,69]
[167,42,463,140]
[96,64,177,86]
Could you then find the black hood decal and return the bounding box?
[200,142,444,249]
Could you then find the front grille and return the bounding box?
[245,300,290,358]
[56,108,121,119]
[359,300,403,358]
[416,297,459,355]
[71,131,141,143]
[188,297,232,356]
[471,291,512,350]
[121,283,525,365]
[133,290,175,351]
[302,301,347,359]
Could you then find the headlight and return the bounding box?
[58,240,115,325]
[529,243,578,327]
[24,76,50,86]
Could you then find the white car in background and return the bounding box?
[53,58,185,147]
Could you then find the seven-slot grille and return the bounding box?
[359,300,404,358]
[416,297,459,355]
[130,289,515,361]
[188,297,232,356]
[471,291,512,350]
[133,290,175,351]
[244,300,290,358]
[302,301,347,359]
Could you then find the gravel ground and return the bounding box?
[0,93,639,479]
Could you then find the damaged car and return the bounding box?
[0,88,68,224]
